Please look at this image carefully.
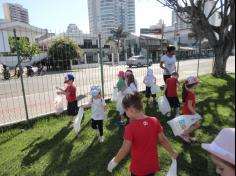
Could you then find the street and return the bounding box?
[0,57,235,127]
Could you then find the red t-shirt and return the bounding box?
[124,117,163,175]
[166,77,179,97]
[183,91,196,115]
[65,85,77,103]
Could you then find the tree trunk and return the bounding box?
[212,49,228,77]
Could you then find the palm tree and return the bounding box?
[107,25,129,57]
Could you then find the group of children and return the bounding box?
[56,62,234,176]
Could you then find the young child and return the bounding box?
[107,92,178,175]
[118,73,138,126]
[143,68,157,104]
[164,72,180,117]
[116,71,126,125]
[89,86,106,143]
[202,128,235,176]
[181,76,201,143]
[125,70,138,91]
[57,74,78,117]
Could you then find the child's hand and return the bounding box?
[172,151,179,160]
[107,158,118,173]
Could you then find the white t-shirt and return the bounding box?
[161,55,176,75]
[91,98,106,121]
[144,75,156,87]
[123,83,137,95]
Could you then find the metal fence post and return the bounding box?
[98,34,105,98]
[13,29,30,125]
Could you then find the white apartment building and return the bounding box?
[3,3,29,24]
[88,0,135,35]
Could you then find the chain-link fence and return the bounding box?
[0,27,235,127]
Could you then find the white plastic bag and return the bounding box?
[167,159,177,176]
[116,92,125,115]
[158,96,171,115]
[151,84,160,95]
[167,114,202,136]
[73,108,84,133]
[111,88,118,102]
[54,95,64,115]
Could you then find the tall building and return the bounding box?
[172,11,192,30]
[3,3,29,24]
[88,0,135,35]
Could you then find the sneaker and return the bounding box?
[180,135,191,143]
[166,112,171,118]
[99,136,105,143]
[189,137,197,142]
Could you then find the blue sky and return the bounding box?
[0,0,172,34]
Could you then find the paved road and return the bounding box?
[0,57,235,127]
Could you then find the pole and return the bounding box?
[98,33,105,98]
[177,35,180,73]
[13,28,30,125]
[160,20,164,62]
[197,38,202,77]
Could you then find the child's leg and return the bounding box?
[152,94,156,103]
[146,87,151,103]
[183,121,201,136]
[175,108,180,116]
[97,120,104,137]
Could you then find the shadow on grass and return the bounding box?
[65,129,128,176]
[21,122,72,167]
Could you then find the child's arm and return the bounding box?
[158,132,178,159]
[164,84,167,93]
[187,100,197,114]
[154,76,157,84]
[107,140,131,173]
[56,87,69,96]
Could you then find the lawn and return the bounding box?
[0,74,235,176]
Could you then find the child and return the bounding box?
[164,72,180,117]
[116,71,126,125]
[107,92,178,175]
[89,86,106,143]
[118,73,138,126]
[57,74,78,117]
[143,68,157,104]
[125,70,138,91]
[181,76,201,143]
[202,128,235,176]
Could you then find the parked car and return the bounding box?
[126,55,153,68]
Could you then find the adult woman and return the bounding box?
[160,46,177,83]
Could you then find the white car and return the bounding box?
[126,55,153,68]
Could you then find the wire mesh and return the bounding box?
[0,27,235,127]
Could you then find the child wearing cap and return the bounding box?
[57,74,78,117]
[87,86,106,143]
[143,68,157,104]
[181,76,201,143]
[107,92,178,175]
[202,128,235,176]
[164,72,180,117]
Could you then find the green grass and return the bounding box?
[0,74,235,176]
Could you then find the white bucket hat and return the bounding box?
[147,68,153,76]
[202,128,235,165]
[186,76,199,85]
[90,85,101,97]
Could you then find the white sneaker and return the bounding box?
[99,136,105,143]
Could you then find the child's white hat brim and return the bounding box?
[202,128,235,165]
